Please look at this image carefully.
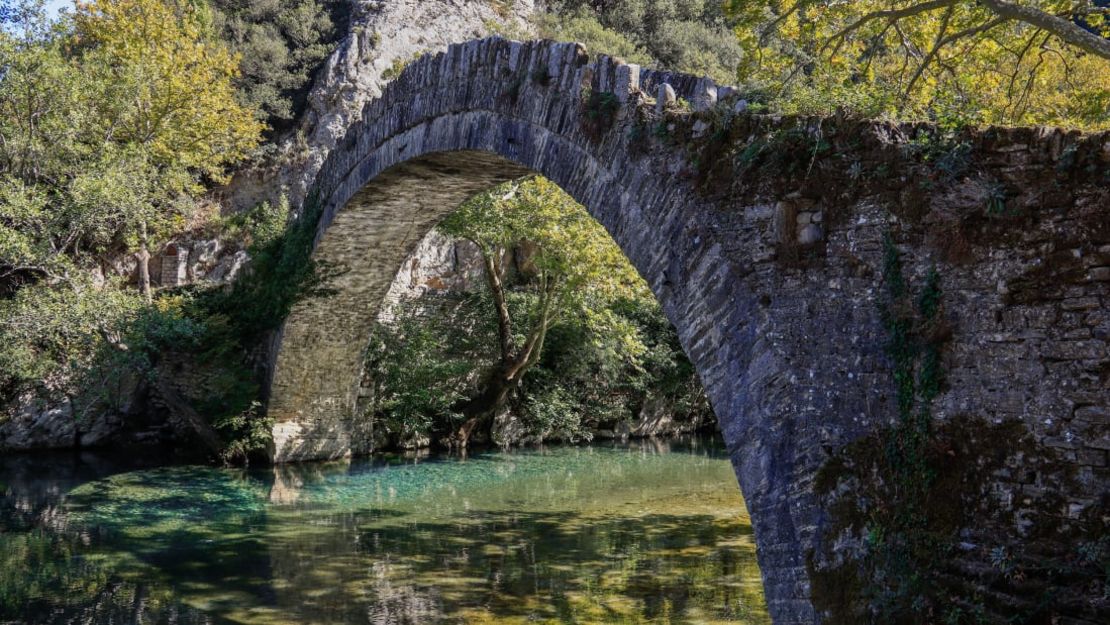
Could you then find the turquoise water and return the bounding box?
[0,438,767,624]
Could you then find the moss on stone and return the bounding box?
[806,558,867,625]
[810,412,1104,623]
[580,90,620,141]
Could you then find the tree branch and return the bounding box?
[821,0,958,56]
[759,1,808,45]
[901,6,956,103]
[980,0,1110,61]
[1005,28,1045,117]
[506,275,559,382]
[901,15,1011,105]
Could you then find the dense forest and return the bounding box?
[0,0,1107,460]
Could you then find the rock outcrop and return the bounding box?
[377,229,487,321]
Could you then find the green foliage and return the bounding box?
[523,294,710,437]
[732,126,831,179]
[364,309,483,444]
[879,239,942,504]
[905,129,973,181]
[0,0,263,308]
[0,1,351,463]
[0,191,301,458]
[581,89,621,139]
[366,178,710,448]
[213,401,273,466]
[723,1,1110,130]
[520,385,590,442]
[545,1,743,83]
[199,193,321,345]
[441,178,647,304]
[208,0,351,134]
[532,10,652,66]
[216,195,290,249]
[73,0,264,185]
[381,52,423,84]
[365,288,710,447]
[0,279,144,398]
[984,181,1011,216]
[818,236,956,622]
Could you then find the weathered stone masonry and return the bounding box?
[265,37,1109,624]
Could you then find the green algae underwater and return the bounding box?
[0,437,768,624]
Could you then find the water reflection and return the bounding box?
[1,437,767,624]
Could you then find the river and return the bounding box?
[0,437,767,624]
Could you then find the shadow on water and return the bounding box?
[0,436,767,625]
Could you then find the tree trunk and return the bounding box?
[981,0,1110,61]
[452,369,513,449]
[450,250,559,449]
[483,250,514,359]
[136,223,152,301]
[455,290,556,447]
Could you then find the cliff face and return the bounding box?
[219,0,536,215]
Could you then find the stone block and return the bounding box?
[614,63,640,103]
[693,76,717,112]
[655,82,675,114]
[1042,340,1106,361]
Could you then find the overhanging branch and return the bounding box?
[980,0,1110,61]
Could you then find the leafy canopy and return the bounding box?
[725,1,1110,129]
[440,176,649,312]
[0,0,265,408]
[541,0,745,83]
[207,0,350,133]
[0,0,263,279]
[367,177,709,446]
[73,0,263,184]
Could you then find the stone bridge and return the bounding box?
[264,38,1109,624]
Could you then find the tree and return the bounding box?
[71,0,263,298]
[0,0,263,431]
[207,0,351,133]
[358,166,713,449]
[542,1,745,83]
[533,10,653,67]
[438,176,649,446]
[725,1,1110,129]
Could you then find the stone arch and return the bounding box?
[267,38,747,466]
[266,36,809,619]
